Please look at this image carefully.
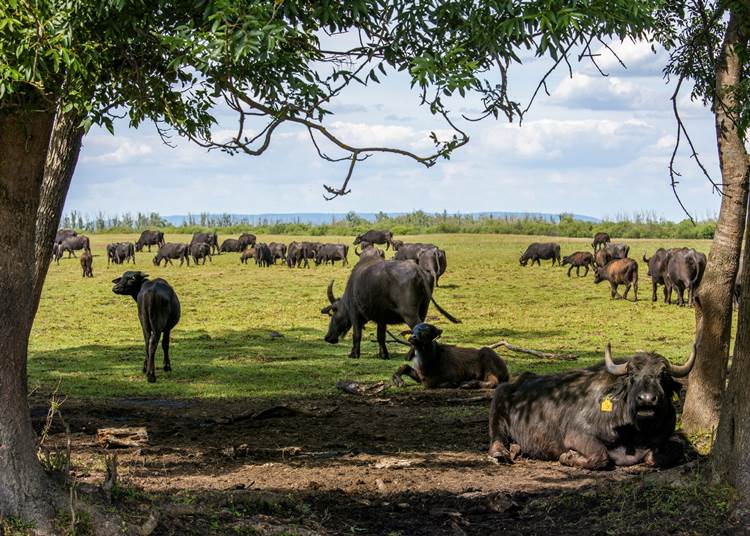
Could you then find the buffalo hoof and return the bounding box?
[488,440,513,464]
[147,374,156,383]
[164,364,172,372]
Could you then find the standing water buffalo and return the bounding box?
[112,271,181,383]
[153,243,190,267]
[353,230,393,250]
[315,244,349,266]
[108,242,135,265]
[191,232,218,254]
[665,248,706,306]
[594,258,638,301]
[594,248,611,268]
[354,242,385,262]
[80,250,93,278]
[592,232,611,251]
[417,247,443,286]
[254,243,274,267]
[393,323,509,389]
[135,230,165,252]
[562,252,595,277]
[488,340,697,468]
[519,243,561,267]
[55,229,77,245]
[238,233,256,249]
[55,235,91,262]
[190,242,212,265]
[268,242,287,264]
[605,243,630,260]
[322,260,460,359]
[240,247,255,264]
[643,249,671,302]
[220,238,243,253]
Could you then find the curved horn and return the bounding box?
[354,245,361,256]
[326,280,337,304]
[643,252,649,263]
[604,343,628,376]
[669,344,697,378]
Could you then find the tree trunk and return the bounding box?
[681,10,750,437]
[0,105,83,530]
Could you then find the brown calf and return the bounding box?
[594,258,638,301]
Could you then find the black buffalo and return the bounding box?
[393,243,438,262]
[286,242,316,268]
[220,238,243,253]
[80,250,93,278]
[592,232,611,251]
[112,271,181,383]
[268,242,287,263]
[135,230,165,252]
[239,233,256,249]
[562,251,595,277]
[191,232,218,254]
[393,323,509,389]
[315,244,349,266]
[110,242,135,265]
[254,243,273,267]
[321,260,460,359]
[605,243,630,260]
[665,248,706,306]
[55,229,77,245]
[417,247,443,287]
[488,341,697,469]
[354,243,385,263]
[190,242,212,265]
[519,243,561,267]
[594,258,638,301]
[153,243,190,267]
[55,235,91,262]
[353,230,393,250]
[643,249,672,302]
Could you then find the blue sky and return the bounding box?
[67,38,725,221]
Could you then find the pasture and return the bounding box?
[29,233,728,535]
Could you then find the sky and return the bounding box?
[66,38,727,222]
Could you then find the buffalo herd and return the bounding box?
[53,226,706,471]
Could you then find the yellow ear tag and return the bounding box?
[673,392,680,402]
[601,397,613,412]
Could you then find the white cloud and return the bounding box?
[583,39,666,77]
[81,138,153,165]
[551,74,660,110]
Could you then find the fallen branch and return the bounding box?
[97,427,149,449]
[336,380,391,396]
[489,340,577,361]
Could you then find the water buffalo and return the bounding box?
[354,243,385,263]
[135,230,165,252]
[393,243,438,262]
[417,247,443,287]
[153,243,190,267]
[220,238,243,253]
[268,242,287,264]
[594,248,611,268]
[112,271,181,383]
[109,242,135,265]
[488,341,697,469]
[354,230,393,250]
[55,235,91,262]
[391,239,404,251]
[190,242,212,265]
[592,232,611,251]
[665,248,706,306]
[238,233,256,249]
[240,247,255,264]
[55,229,77,245]
[519,243,561,267]
[286,242,316,268]
[605,243,630,260]
[191,232,218,254]
[254,243,274,267]
[393,323,509,389]
[322,260,460,359]
[80,250,93,278]
[562,251,595,277]
[315,244,349,266]
[643,249,671,302]
[106,243,118,265]
[594,258,638,301]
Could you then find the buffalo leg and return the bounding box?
[633,279,638,302]
[623,283,631,300]
[610,282,620,299]
[652,280,658,302]
[146,331,161,382]
[376,323,389,360]
[392,364,421,387]
[349,325,362,359]
[488,387,515,463]
[567,265,573,277]
[583,265,589,277]
[142,331,150,374]
[559,433,609,470]
[162,331,172,372]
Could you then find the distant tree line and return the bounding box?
[62,210,717,240]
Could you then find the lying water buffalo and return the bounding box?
[239,233,256,249]
[316,244,349,266]
[488,341,696,468]
[643,249,671,302]
[80,250,93,278]
[322,260,460,359]
[135,230,165,252]
[594,258,638,301]
[393,323,509,388]
[666,248,706,306]
[353,230,393,250]
[191,232,218,254]
[605,242,630,260]
[562,251,594,277]
[519,242,561,267]
[112,271,181,383]
[55,235,91,262]
[220,238,243,253]
[592,232,611,251]
[190,242,212,265]
[153,243,190,267]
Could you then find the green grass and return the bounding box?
[30,233,709,400]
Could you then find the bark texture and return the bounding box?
[681,11,750,436]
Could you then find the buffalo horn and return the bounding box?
[327,280,336,304]
[354,246,361,256]
[668,344,697,378]
[604,343,628,376]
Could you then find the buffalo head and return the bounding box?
[519,254,529,267]
[408,323,442,345]
[112,271,149,299]
[603,343,696,422]
[321,280,352,344]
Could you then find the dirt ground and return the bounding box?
[32,389,732,536]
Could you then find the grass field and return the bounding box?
[30,233,710,400]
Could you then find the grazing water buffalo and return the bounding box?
[562,251,595,277]
[321,260,460,359]
[135,230,165,252]
[594,258,638,301]
[55,235,91,262]
[592,232,611,251]
[316,244,349,266]
[80,250,93,278]
[643,249,671,302]
[488,341,697,468]
[354,230,393,250]
[112,242,135,265]
[220,238,243,253]
[240,247,255,264]
[417,247,443,287]
[153,243,190,267]
[519,243,561,267]
[268,242,287,264]
[190,242,212,265]
[393,323,509,389]
[605,243,630,260]
[254,243,274,267]
[191,232,218,254]
[665,249,706,306]
[112,271,181,383]
[238,233,256,249]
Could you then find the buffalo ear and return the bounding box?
[112,277,122,284]
[434,328,443,339]
[321,305,333,316]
